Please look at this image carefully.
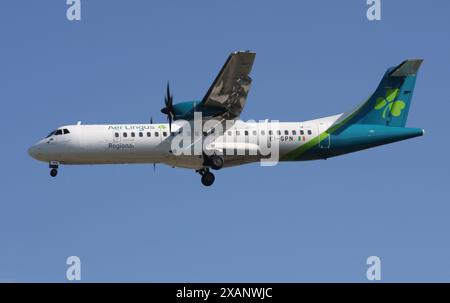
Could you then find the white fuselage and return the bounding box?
[28,115,341,169]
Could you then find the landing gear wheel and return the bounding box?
[201,172,215,186]
[210,156,224,170]
[50,168,58,177]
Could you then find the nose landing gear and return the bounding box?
[49,161,59,177]
[50,168,58,177]
[198,168,215,186]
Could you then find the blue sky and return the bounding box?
[1,0,449,282]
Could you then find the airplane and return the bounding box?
[28,51,425,186]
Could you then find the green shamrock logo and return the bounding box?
[374,88,406,119]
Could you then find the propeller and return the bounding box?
[161,82,174,132]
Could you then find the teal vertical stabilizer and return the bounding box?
[344,59,423,128]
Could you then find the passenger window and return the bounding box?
[269,130,273,135]
[245,131,249,136]
[123,132,127,138]
[147,132,151,137]
[253,130,257,136]
[63,129,70,134]
[284,130,289,135]
[277,130,281,135]
[55,129,63,135]
[292,130,296,135]
[228,131,232,136]
[308,130,312,135]
[300,130,304,135]
[139,132,143,137]
[131,132,135,137]
[115,132,119,138]
[155,132,159,137]
[261,130,265,135]
[163,132,167,137]
[236,131,240,136]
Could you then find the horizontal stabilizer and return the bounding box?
[389,59,423,77]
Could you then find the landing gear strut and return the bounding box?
[49,161,59,177]
[198,168,215,186]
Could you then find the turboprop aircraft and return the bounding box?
[28,51,424,186]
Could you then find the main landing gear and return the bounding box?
[49,161,59,177]
[198,168,215,187]
[198,154,223,186]
[203,153,224,170]
[210,155,224,170]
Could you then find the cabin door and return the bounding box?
[318,122,330,149]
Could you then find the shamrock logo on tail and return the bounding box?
[374,88,406,119]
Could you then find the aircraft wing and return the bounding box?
[201,51,256,120]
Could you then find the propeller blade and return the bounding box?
[162,81,174,133]
[161,81,175,133]
[165,82,173,108]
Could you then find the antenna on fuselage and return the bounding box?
[150,116,153,124]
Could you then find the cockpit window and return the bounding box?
[46,130,56,138]
[63,129,70,134]
[55,129,63,135]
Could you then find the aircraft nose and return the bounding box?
[28,145,36,158]
[28,144,41,159]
